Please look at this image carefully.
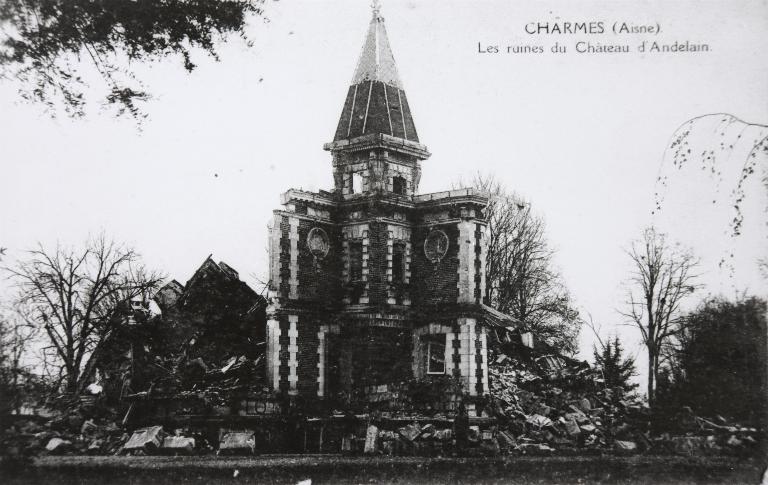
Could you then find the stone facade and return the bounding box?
[265,8,500,400]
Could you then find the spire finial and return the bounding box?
[371,0,382,20]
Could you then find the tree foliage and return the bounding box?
[472,174,580,355]
[657,114,768,276]
[6,235,162,394]
[622,226,699,407]
[0,0,264,119]
[593,336,638,395]
[657,296,767,424]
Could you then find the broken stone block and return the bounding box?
[80,419,98,437]
[219,431,255,454]
[518,442,554,453]
[87,439,104,454]
[672,436,706,455]
[526,414,553,428]
[615,440,637,451]
[564,419,581,437]
[363,425,379,455]
[45,437,73,454]
[578,398,591,412]
[398,423,421,442]
[468,426,481,443]
[536,404,552,416]
[497,430,516,449]
[726,435,743,447]
[704,435,721,451]
[580,424,596,433]
[567,405,590,423]
[124,426,164,453]
[162,436,196,454]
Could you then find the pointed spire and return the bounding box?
[330,1,423,146]
[350,1,403,89]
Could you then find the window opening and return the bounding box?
[349,241,363,281]
[351,172,364,194]
[427,336,446,374]
[392,176,406,195]
[392,242,406,283]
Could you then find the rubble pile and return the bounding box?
[487,350,654,454]
[652,408,762,455]
[347,422,457,456]
[486,351,761,456]
[2,342,761,459]
[122,351,268,420]
[1,414,127,459]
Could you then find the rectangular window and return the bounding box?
[349,241,363,281]
[392,176,406,195]
[351,172,364,194]
[427,337,446,374]
[392,242,406,283]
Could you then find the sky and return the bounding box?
[1,0,767,387]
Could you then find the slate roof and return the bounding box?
[333,6,419,143]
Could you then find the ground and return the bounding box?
[1,454,765,484]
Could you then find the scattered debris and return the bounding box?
[45,437,72,454]
[162,436,196,454]
[218,431,255,455]
[124,426,164,453]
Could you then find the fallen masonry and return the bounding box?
[2,345,762,459]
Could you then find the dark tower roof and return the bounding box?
[332,5,419,143]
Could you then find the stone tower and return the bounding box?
[265,5,510,401]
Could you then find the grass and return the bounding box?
[1,454,765,484]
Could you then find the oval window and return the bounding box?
[307,227,330,258]
[424,229,449,263]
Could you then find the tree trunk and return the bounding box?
[66,364,79,395]
[647,348,655,407]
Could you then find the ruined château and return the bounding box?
[266,6,516,401]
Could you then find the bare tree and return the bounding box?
[582,312,607,353]
[5,235,162,395]
[622,226,699,407]
[472,174,581,354]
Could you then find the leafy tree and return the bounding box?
[472,174,581,354]
[658,296,767,424]
[0,0,265,119]
[5,235,162,395]
[593,336,638,396]
[622,226,699,407]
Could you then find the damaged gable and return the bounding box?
[99,256,267,402]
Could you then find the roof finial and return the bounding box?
[371,0,382,20]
